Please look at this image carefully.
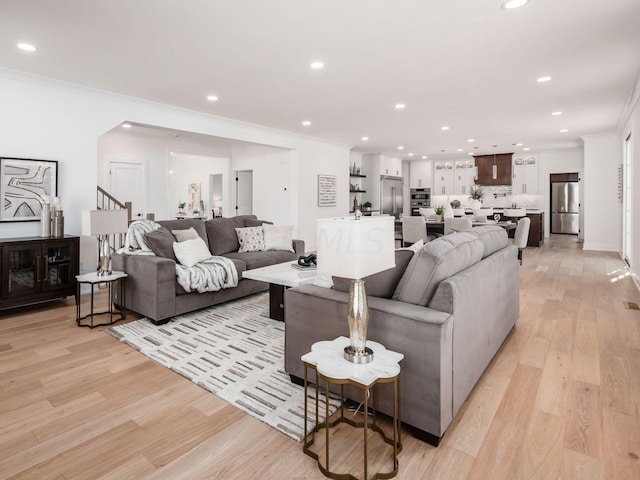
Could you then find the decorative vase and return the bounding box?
[471,199,482,212]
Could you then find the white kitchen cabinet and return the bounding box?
[363,153,403,177]
[410,159,432,188]
[434,162,455,195]
[512,155,538,194]
[454,160,477,195]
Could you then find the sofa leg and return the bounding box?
[409,425,442,447]
[151,318,171,326]
[289,374,304,387]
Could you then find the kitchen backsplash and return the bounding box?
[432,189,542,210]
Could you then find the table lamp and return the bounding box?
[81,209,129,276]
[316,216,395,363]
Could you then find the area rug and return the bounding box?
[107,293,341,442]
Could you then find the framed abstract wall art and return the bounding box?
[0,157,58,221]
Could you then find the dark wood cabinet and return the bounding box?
[0,235,79,311]
[526,213,544,247]
[474,154,512,186]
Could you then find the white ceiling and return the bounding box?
[2,0,639,159]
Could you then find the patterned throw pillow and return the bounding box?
[235,226,265,253]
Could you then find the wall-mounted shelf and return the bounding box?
[349,174,366,178]
[350,189,366,193]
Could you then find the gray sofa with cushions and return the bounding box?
[112,215,304,324]
[284,225,519,445]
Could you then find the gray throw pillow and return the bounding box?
[144,227,177,261]
[172,227,199,242]
[332,249,414,299]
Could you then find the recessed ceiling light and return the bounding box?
[502,0,528,9]
[17,42,37,52]
[515,143,524,146]
[468,152,474,156]
[302,121,311,126]
[552,111,563,116]
[441,149,446,153]
[122,123,131,129]
[441,126,450,131]
[467,139,475,143]
[408,153,414,157]
[169,170,173,174]
[206,95,219,102]
[560,129,569,133]
[474,146,479,149]
[523,147,531,151]
[310,61,324,69]
[394,103,406,110]
[361,136,369,141]
[397,146,404,150]
[537,76,552,83]
[457,148,464,152]
[422,156,427,159]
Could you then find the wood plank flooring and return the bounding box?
[1,235,639,479]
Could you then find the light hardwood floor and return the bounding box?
[1,235,639,479]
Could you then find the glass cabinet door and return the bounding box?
[42,243,75,292]
[1,244,39,299]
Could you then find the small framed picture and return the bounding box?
[0,157,58,221]
[318,174,337,207]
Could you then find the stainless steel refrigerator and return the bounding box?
[551,181,579,234]
[380,176,403,219]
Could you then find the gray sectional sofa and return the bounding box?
[284,225,519,445]
[112,215,304,324]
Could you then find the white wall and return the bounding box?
[582,134,621,252]
[0,69,351,271]
[169,153,229,219]
[537,148,584,238]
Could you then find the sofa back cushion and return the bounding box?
[393,232,484,305]
[471,225,508,258]
[332,249,414,299]
[158,219,207,244]
[204,215,258,255]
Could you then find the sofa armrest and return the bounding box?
[292,239,305,257]
[284,283,453,436]
[111,253,177,322]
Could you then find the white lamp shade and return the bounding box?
[81,209,129,236]
[317,216,395,280]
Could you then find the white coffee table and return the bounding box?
[242,261,316,320]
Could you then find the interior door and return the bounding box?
[109,160,146,219]
[235,170,253,216]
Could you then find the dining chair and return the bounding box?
[402,216,429,246]
[509,216,530,264]
[444,217,472,235]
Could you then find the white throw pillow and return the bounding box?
[172,227,199,242]
[235,226,265,253]
[263,224,294,253]
[173,237,212,267]
[397,239,424,253]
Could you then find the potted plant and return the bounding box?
[434,205,444,221]
[469,185,484,211]
[178,202,186,215]
[362,201,372,212]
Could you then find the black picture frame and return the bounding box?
[0,157,58,222]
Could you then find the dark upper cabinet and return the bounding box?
[474,153,513,186]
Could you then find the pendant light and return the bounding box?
[492,148,498,180]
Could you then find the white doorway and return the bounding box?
[623,133,633,267]
[109,159,146,219]
[235,170,253,216]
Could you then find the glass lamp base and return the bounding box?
[344,345,374,364]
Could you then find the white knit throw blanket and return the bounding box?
[175,256,239,293]
[120,219,160,254]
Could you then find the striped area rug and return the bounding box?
[107,293,341,441]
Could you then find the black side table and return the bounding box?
[76,271,127,328]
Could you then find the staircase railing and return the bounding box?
[97,186,132,252]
